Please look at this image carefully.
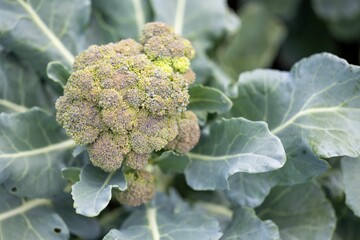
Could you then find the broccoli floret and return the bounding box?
[56,22,199,173]
[166,111,201,153]
[114,170,155,206]
[125,152,149,170]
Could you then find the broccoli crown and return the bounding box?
[114,170,155,206]
[56,22,199,172]
[166,111,201,153]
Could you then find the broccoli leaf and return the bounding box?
[71,164,127,217]
[91,0,152,40]
[228,53,360,205]
[54,194,101,239]
[341,156,360,217]
[0,0,91,74]
[311,0,360,41]
[0,186,69,240]
[103,192,222,240]
[220,206,280,240]
[150,0,238,47]
[188,85,233,115]
[0,52,51,113]
[163,118,286,190]
[0,108,75,198]
[46,61,71,88]
[226,172,277,208]
[257,182,336,240]
[219,2,286,79]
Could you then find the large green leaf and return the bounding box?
[241,0,301,20]
[226,172,277,208]
[220,206,280,240]
[311,0,360,21]
[160,118,286,190]
[0,108,75,198]
[219,2,286,79]
[150,0,238,47]
[230,53,360,192]
[257,182,336,240]
[92,0,152,40]
[71,164,127,217]
[311,0,360,41]
[188,85,232,114]
[103,192,222,240]
[54,194,101,239]
[341,157,360,217]
[0,0,91,73]
[0,186,69,240]
[0,52,51,113]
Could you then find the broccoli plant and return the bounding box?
[0,0,360,240]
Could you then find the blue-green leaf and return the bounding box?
[189,85,233,114]
[104,192,222,240]
[341,156,360,217]
[228,53,360,205]
[0,52,51,113]
[221,206,280,240]
[71,164,127,217]
[0,108,75,198]
[0,186,69,240]
[219,2,286,79]
[160,118,286,190]
[257,182,336,240]
[0,0,91,73]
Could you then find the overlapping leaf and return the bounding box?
[0,0,91,73]
[221,206,280,240]
[150,0,238,47]
[159,118,286,190]
[228,53,360,206]
[71,164,127,217]
[104,192,222,240]
[257,182,336,240]
[54,194,101,239]
[341,157,360,217]
[92,0,152,40]
[219,2,286,79]
[0,186,69,240]
[0,52,50,113]
[0,108,75,198]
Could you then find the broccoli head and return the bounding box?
[114,170,155,206]
[56,22,200,172]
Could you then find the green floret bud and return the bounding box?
[125,152,149,170]
[73,45,106,71]
[63,70,101,102]
[114,170,155,206]
[88,132,131,172]
[56,22,198,172]
[113,39,143,55]
[141,22,174,44]
[166,111,200,153]
[55,97,102,145]
[172,57,190,73]
[98,89,121,109]
[101,105,137,134]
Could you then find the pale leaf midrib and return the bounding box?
[132,0,145,38]
[0,199,51,222]
[146,207,160,240]
[0,99,28,113]
[17,0,75,64]
[187,152,281,164]
[174,0,186,35]
[0,139,76,159]
[271,106,360,135]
